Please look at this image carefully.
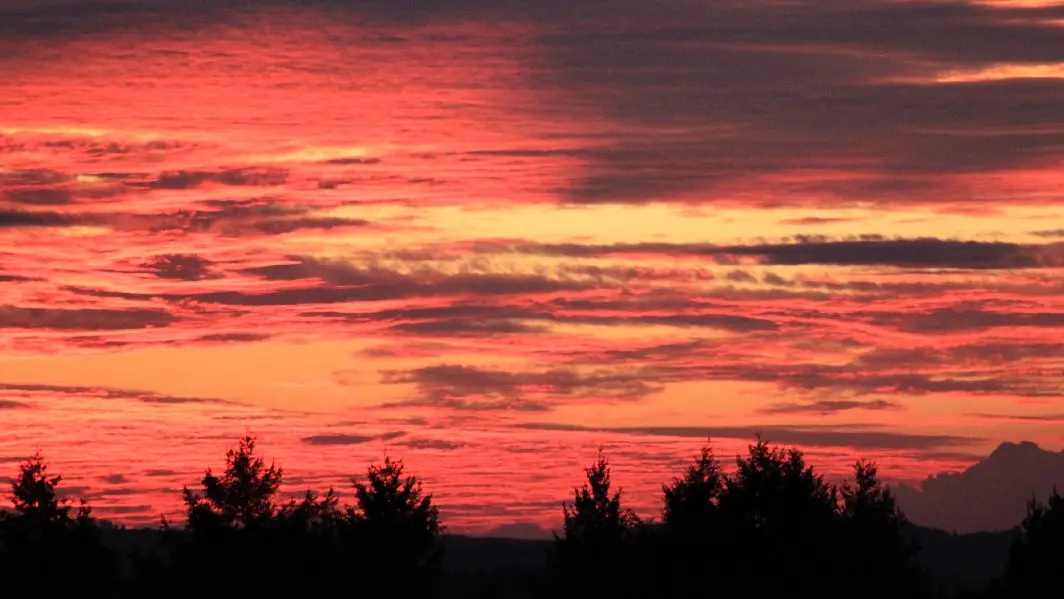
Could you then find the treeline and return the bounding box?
[0,435,1061,598]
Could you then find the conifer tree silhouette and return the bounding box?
[660,441,724,597]
[0,452,116,597]
[718,436,838,597]
[550,448,642,597]
[183,434,283,531]
[347,455,443,595]
[838,460,931,598]
[169,435,285,596]
[1001,488,1064,597]
[663,441,723,534]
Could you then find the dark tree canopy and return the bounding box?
[1001,488,1064,597]
[270,487,347,590]
[348,455,444,591]
[560,448,640,547]
[717,436,839,596]
[182,434,283,531]
[0,452,116,597]
[158,435,299,597]
[721,436,838,525]
[8,451,80,520]
[550,448,644,597]
[277,487,343,533]
[352,455,441,536]
[657,442,724,598]
[161,437,444,597]
[4,434,1064,599]
[662,441,722,535]
[838,460,929,598]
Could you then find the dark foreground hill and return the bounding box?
[94,523,1017,597]
[440,525,1019,596]
[906,525,1017,593]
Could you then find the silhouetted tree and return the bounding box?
[838,460,931,598]
[128,437,351,598]
[347,455,443,594]
[1000,488,1064,597]
[659,441,724,597]
[663,441,723,533]
[277,487,342,534]
[550,448,643,597]
[0,452,116,597]
[183,434,283,531]
[14,433,1054,598]
[272,487,346,589]
[718,436,839,597]
[561,449,641,546]
[160,435,286,596]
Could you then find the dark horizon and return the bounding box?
[2,433,1059,598]
[3,435,1061,536]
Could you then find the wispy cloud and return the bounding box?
[0,209,79,228]
[142,254,216,281]
[0,382,230,405]
[758,399,901,416]
[0,305,175,330]
[379,364,662,411]
[501,238,1064,270]
[397,438,467,450]
[133,167,288,190]
[517,422,982,452]
[300,431,407,446]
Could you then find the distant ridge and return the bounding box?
[894,440,1064,533]
[484,522,553,540]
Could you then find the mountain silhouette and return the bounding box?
[484,522,552,540]
[894,441,1064,533]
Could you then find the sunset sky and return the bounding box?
[2,0,1064,533]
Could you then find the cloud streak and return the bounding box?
[300,431,407,445]
[0,382,231,405]
[517,422,981,452]
[0,305,175,331]
[379,364,660,411]
[503,238,1064,270]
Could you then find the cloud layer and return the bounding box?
[2,0,1064,531]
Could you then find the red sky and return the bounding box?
[2,0,1064,533]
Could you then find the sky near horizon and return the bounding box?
[2,0,1064,533]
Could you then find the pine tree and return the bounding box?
[839,460,929,598]
[551,448,642,597]
[0,452,116,597]
[170,435,285,596]
[660,441,724,597]
[1002,488,1064,597]
[663,441,723,534]
[183,435,283,531]
[718,436,838,597]
[347,455,443,593]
